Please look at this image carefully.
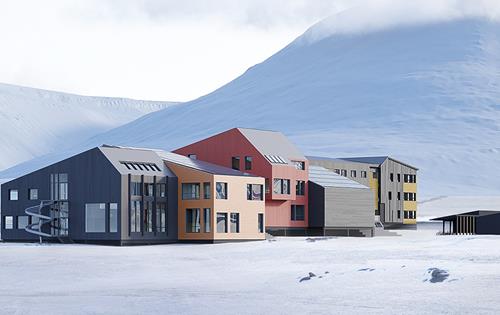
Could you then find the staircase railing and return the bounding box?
[24,200,58,244]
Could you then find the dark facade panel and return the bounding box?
[476,213,500,235]
[308,181,325,228]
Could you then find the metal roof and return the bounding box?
[308,155,418,170]
[431,210,500,221]
[309,165,370,189]
[237,128,306,163]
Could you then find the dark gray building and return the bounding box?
[432,211,500,235]
[308,166,374,237]
[1,146,178,245]
[307,156,418,229]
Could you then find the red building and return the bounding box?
[174,128,309,235]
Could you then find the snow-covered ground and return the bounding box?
[1,228,499,314]
[419,196,500,221]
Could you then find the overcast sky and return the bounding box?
[1,0,500,102]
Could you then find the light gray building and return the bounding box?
[308,166,374,237]
[307,156,418,229]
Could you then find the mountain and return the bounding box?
[3,17,500,196]
[0,83,178,172]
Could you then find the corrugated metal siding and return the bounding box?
[324,187,374,228]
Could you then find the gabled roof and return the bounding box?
[309,166,370,189]
[237,128,306,163]
[431,210,500,221]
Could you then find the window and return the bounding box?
[17,216,29,229]
[404,193,417,201]
[404,174,417,183]
[372,170,378,179]
[187,154,197,160]
[144,183,154,196]
[9,189,18,201]
[216,182,228,199]
[156,183,166,198]
[232,156,240,170]
[29,189,38,200]
[131,182,142,196]
[334,169,340,174]
[361,171,367,178]
[204,208,211,233]
[186,208,201,233]
[390,173,394,182]
[397,174,401,182]
[247,184,263,200]
[265,179,270,194]
[294,161,305,170]
[50,173,68,200]
[144,201,153,232]
[258,213,264,233]
[157,203,167,232]
[350,170,357,177]
[341,169,347,177]
[130,200,141,233]
[182,183,200,200]
[120,161,160,172]
[291,205,305,221]
[388,191,392,200]
[296,181,305,196]
[85,203,106,233]
[109,203,118,233]
[230,213,240,233]
[245,156,252,170]
[397,192,401,200]
[217,213,228,233]
[404,211,409,219]
[4,216,13,229]
[273,179,290,194]
[203,182,211,199]
[397,210,401,219]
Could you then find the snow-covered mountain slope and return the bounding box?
[0,83,177,171]
[3,17,500,196]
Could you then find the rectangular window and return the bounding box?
[204,208,211,233]
[144,183,154,196]
[186,209,201,233]
[258,213,264,233]
[273,179,290,194]
[29,189,38,200]
[156,183,166,198]
[156,202,167,233]
[404,211,409,219]
[372,170,378,179]
[109,203,118,233]
[144,201,153,232]
[182,183,200,200]
[265,178,270,194]
[17,216,29,229]
[390,173,394,182]
[85,203,106,233]
[131,182,142,196]
[291,205,305,221]
[361,171,367,178]
[397,174,401,182]
[296,180,305,196]
[350,170,357,177]
[334,169,340,174]
[388,191,392,200]
[216,182,228,199]
[294,161,305,170]
[230,213,240,233]
[232,156,240,170]
[397,210,401,219]
[188,154,197,160]
[247,184,264,200]
[217,213,228,233]
[245,156,252,170]
[203,182,211,199]
[4,216,13,229]
[397,192,401,200]
[9,189,18,201]
[130,200,141,233]
[341,169,347,177]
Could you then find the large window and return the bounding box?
[17,216,29,229]
[4,216,13,229]
[217,213,228,233]
[85,203,106,233]
[130,200,141,233]
[156,183,166,198]
[204,208,211,233]
[29,189,38,200]
[245,156,252,170]
[203,182,211,199]
[186,208,201,233]
[50,173,68,200]
[182,183,200,200]
[404,192,417,201]
[144,183,154,196]
[247,184,263,200]
[230,213,240,233]
[109,203,118,233]
[144,201,153,232]
[216,182,228,199]
[291,205,305,221]
[232,156,240,170]
[273,179,290,195]
[131,182,142,196]
[404,174,417,183]
[157,203,167,233]
[9,189,18,201]
[258,213,264,233]
[296,181,305,196]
